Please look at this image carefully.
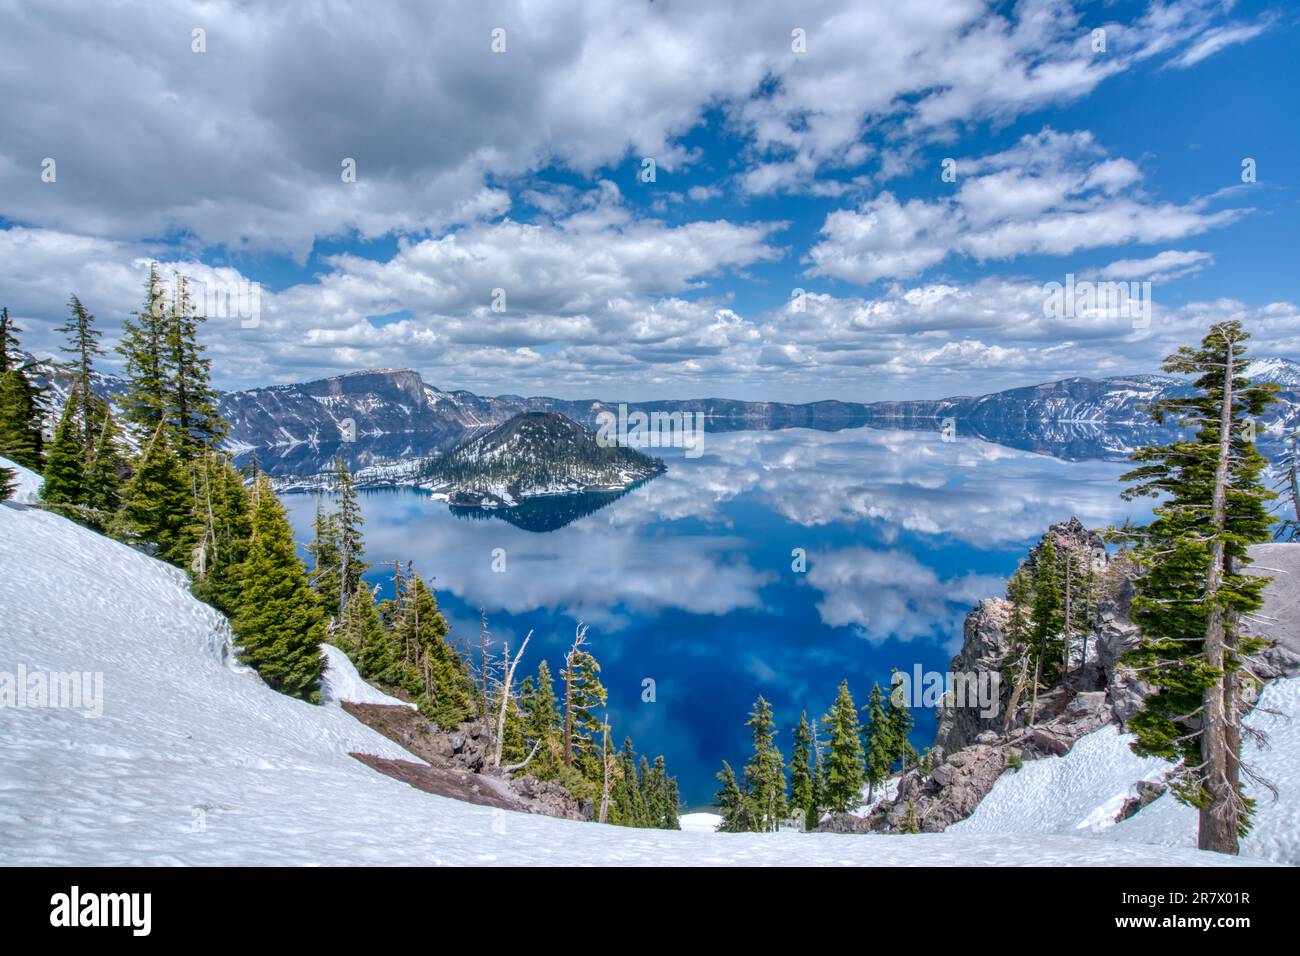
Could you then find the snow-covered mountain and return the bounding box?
[0,457,1274,866]
[416,412,665,507]
[25,355,1300,475]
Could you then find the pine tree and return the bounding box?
[190,454,254,617]
[822,680,866,814]
[520,660,563,779]
[1029,535,1065,717]
[0,306,19,374]
[742,695,787,830]
[335,580,384,665]
[714,761,751,833]
[56,295,104,454]
[82,402,124,527]
[884,670,919,771]
[232,476,326,702]
[663,775,680,830]
[307,499,341,615]
[112,424,198,566]
[1115,320,1277,853]
[403,575,475,726]
[562,626,607,778]
[162,276,225,456]
[788,711,818,830]
[39,393,86,508]
[0,463,16,502]
[1002,566,1035,729]
[862,682,893,804]
[0,369,44,470]
[116,264,170,434]
[332,456,368,615]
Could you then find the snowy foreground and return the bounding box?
[0,458,1285,866]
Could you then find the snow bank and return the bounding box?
[953,678,1300,865]
[1,455,43,504]
[320,644,414,708]
[0,503,1276,865]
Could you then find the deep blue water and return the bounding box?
[284,425,1153,807]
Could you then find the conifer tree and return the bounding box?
[788,710,818,829]
[0,462,16,502]
[1029,535,1065,718]
[82,403,124,527]
[112,424,198,566]
[520,660,563,779]
[0,369,44,470]
[1002,566,1035,729]
[884,670,919,770]
[862,682,893,804]
[822,680,865,814]
[117,264,170,434]
[334,580,384,664]
[232,476,326,701]
[663,775,681,830]
[402,575,475,726]
[562,625,607,776]
[1114,320,1277,853]
[742,695,787,830]
[39,392,86,508]
[56,295,103,453]
[190,454,254,617]
[714,761,751,833]
[332,456,368,615]
[162,276,225,456]
[307,499,341,614]
[0,309,45,470]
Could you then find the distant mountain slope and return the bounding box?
[25,354,1300,472]
[417,411,665,507]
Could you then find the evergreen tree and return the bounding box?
[714,761,751,833]
[334,580,384,665]
[884,670,919,771]
[232,476,326,701]
[332,456,368,615]
[862,682,893,803]
[1030,535,1066,703]
[562,633,607,778]
[663,775,681,830]
[520,661,563,779]
[162,276,225,456]
[0,306,19,374]
[56,295,104,453]
[307,499,341,614]
[822,680,866,814]
[39,393,86,508]
[116,264,170,434]
[112,424,198,566]
[742,695,787,831]
[1115,320,1277,852]
[0,462,16,502]
[0,369,44,470]
[190,454,254,617]
[82,403,124,527]
[788,710,818,830]
[403,575,475,726]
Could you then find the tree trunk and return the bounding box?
[1004,650,1031,732]
[1198,339,1239,854]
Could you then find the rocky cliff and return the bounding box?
[843,522,1300,835]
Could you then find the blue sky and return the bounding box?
[0,0,1297,401]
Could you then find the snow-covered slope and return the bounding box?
[953,679,1300,865]
[320,644,414,708]
[0,501,1276,865]
[2,456,43,504]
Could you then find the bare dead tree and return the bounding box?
[492,631,532,767]
[598,712,612,824]
[562,622,590,766]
